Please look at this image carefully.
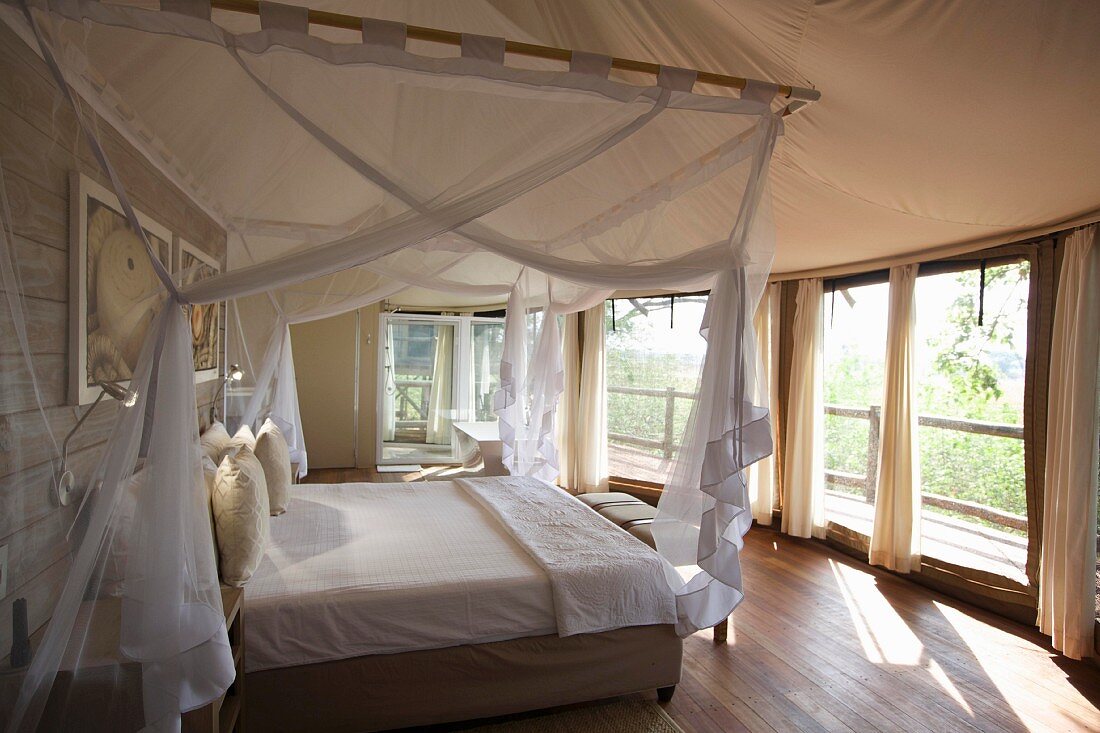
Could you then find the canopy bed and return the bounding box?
[243,478,681,732]
[0,0,818,729]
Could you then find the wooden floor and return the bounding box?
[303,468,1100,732]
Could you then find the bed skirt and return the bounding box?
[244,624,683,732]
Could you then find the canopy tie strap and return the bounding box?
[258,1,308,32]
[461,33,506,64]
[569,51,612,78]
[978,259,987,327]
[657,66,697,92]
[362,17,406,48]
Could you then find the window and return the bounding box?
[821,280,890,535]
[604,295,708,485]
[915,260,1030,583]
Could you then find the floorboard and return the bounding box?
[303,469,1100,732]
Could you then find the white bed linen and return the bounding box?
[457,477,677,636]
[243,481,556,672]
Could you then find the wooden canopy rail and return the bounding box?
[209,0,818,106]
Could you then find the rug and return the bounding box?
[456,699,683,733]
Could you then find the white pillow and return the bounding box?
[212,446,270,587]
[255,418,292,515]
[200,421,232,464]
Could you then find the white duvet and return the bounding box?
[244,479,675,672]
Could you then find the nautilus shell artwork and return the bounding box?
[85,199,169,386]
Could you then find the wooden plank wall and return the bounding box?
[0,22,227,654]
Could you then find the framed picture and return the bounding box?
[176,238,221,383]
[69,173,172,405]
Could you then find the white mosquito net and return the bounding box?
[1,0,813,729]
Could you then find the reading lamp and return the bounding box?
[56,380,137,507]
[209,364,243,425]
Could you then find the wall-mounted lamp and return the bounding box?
[209,364,244,426]
[56,380,138,507]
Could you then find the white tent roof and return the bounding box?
[280,0,1100,278]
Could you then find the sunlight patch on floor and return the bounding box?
[829,560,974,715]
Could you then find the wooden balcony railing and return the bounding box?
[607,384,695,460]
[604,387,1027,533]
[824,403,1027,532]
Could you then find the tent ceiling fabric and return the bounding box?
[282,0,1100,278]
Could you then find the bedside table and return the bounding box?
[184,586,245,733]
[2,586,245,731]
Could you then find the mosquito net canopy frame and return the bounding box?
[0,0,817,729]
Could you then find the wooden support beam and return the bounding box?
[208,0,819,105]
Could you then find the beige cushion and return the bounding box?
[227,424,257,456]
[212,446,270,587]
[255,418,292,515]
[202,455,220,566]
[200,421,232,464]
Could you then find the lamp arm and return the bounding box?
[210,376,229,425]
[60,390,106,474]
[56,390,106,503]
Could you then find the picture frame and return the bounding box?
[175,237,221,384]
[69,172,172,405]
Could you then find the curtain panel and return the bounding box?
[747,283,780,524]
[782,278,826,539]
[558,304,609,493]
[868,264,921,573]
[1038,225,1100,659]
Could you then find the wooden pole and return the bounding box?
[208,0,817,103]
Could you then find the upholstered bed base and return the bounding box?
[245,624,682,732]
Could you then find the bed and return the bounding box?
[243,477,683,732]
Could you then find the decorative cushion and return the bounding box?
[201,454,220,565]
[227,424,257,456]
[255,418,292,515]
[212,446,270,587]
[199,421,232,464]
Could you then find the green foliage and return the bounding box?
[824,263,1031,535]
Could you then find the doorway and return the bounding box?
[378,313,504,465]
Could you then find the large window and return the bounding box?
[822,281,889,535]
[915,260,1030,583]
[604,295,708,484]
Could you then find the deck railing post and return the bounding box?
[864,404,880,503]
[663,387,676,460]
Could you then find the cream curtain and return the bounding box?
[426,326,455,445]
[1039,225,1100,659]
[869,264,922,572]
[747,283,779,524]
[558,304,609,492]
[558,313,581,489]
[783,278,826,538]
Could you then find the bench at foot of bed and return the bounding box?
[576,492,732,643]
